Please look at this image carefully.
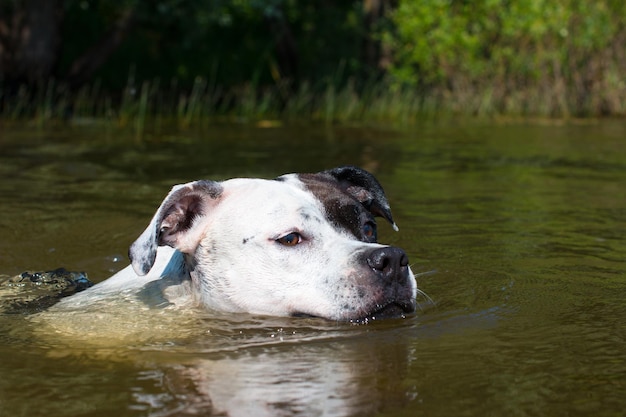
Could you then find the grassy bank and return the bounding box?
[0,78,423,130]
[2,72,625,134]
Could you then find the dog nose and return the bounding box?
[367,247,409,282]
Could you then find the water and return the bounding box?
[1,121,625,416]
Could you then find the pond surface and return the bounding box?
[1,121,625,416]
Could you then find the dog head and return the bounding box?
[129,166,417,321]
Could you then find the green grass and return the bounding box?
[2,71,625,135]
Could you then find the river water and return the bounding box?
[0,121,624,416]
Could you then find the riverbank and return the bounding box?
[2,76,625,133]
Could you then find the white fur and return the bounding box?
[49,176,417,323]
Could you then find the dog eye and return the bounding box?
[363,222,377,240]
[276,232,302,247]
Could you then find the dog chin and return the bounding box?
[352,300,416,323]
[291,300,416,322]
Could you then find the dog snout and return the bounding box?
[367,247,409,282]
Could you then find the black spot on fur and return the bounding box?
[141,260,153,275]
[297,167,395,241]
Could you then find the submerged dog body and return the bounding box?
[54,166,417,321]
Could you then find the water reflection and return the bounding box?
[129,329,415,416]
[2,311,422,417]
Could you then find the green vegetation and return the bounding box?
[1,0,625,127]
[390,0,626,117]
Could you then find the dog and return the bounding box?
[51,166,417,322]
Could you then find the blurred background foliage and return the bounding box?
[390,0,626,116]
[58,0,367,90]
[1,0,625,122]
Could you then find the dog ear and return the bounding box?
[322,166,399,231]
[129,180,223,276]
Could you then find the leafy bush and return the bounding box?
[387,0,626,116]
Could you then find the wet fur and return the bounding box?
[50,167,417,321]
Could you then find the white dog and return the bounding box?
[52,166,417,322]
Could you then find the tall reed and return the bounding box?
[1,69,625,136]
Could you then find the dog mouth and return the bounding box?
[291,300,416,322]
[359,300,415,321]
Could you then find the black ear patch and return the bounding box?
[157,194,204,247]
[129,180,223,276]
[321,166,398,230]
[297,166,398,240]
